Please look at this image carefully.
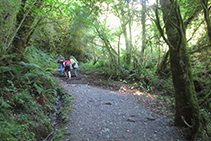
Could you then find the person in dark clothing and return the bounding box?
[63,58,72,79]
[57,55,65,74]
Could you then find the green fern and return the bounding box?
[0,46,61,140]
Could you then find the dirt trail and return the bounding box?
[57,72,187,141]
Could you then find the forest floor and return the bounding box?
[56,69,188,141]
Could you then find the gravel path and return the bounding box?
[58,76,187,141]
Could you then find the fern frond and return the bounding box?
[19,61,41,69]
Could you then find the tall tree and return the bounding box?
[141,0,147,53]
[11,0,43,61]
[158,0,201,139]
[121,1,132,65]
[128,2,133,65]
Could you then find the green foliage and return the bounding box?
[191,49,211,139]
[0,46,59,140]
[157,96,175,107]
[30,0,88,62]
[0,0,210,139]
[25,45,58,72]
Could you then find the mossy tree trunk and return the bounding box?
[202,0,211,43]
[11,0,43,61]
[160,0,201,139]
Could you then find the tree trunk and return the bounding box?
[202,0,211,43]
[160,0,201,139]
[11,0,43,61]
[128,4,133,65]
[120,0,132,65]
[156,50,170,77]
[117,34,121,66]
[122,24,131,64]
[141,0,146,53]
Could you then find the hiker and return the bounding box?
[57,55,65,74]
[63,58,72,79]
[70,56,78,76]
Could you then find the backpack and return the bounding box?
[66,62,70,67]
[58,57,64,63]
[59,59,64,63]
[73,62,78,69]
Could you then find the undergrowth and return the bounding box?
[0,46,63,140]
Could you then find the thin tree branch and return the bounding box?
[187,44,211,55]
[184,2,203,28]
[154,1,175,50]
[187,20,205,42]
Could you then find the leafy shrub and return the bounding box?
[0,46,60,140]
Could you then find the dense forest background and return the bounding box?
[0,0,210,140]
